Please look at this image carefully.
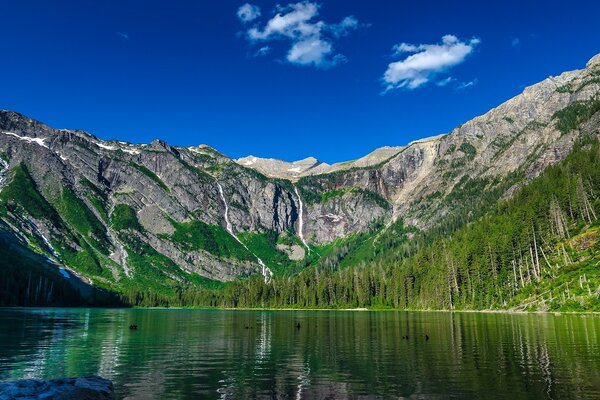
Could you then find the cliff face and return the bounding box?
[1,54,599,289]
[293,54,600,229]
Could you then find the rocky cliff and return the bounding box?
[1,54,599,294]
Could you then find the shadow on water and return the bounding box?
[0,309,599,399]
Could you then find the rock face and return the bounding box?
[0,53,599,288]
[235,155,330,179]
[295,53,600,228]
[235,145,406,180]
[0,376,113,399]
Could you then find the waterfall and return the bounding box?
[216,182,272,283]
[0,157,8,189]
[293,186,310,253]
[217,182,234,234]
[120,247,131,278]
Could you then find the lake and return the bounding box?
[0,309,599,399]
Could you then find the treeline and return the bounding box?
[120,137,600,311]
[0,223,126,307]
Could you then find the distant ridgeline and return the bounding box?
[0,54,599,310]
[177,137,600,311]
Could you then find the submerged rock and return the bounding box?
[0,376,113,399]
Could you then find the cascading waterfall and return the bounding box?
[0,157,8,189]
[293,186,310,253]
[216,182,272,283]
[120,248,131,278]
[217,182,234,234]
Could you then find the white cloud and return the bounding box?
[392,43,419,55]
[436,77,456,87]
[237,3,261,23]
[287,38,331,65]
[116,32,129,40]
[457,79,477,90]
[254,46,271,57]
[239,2,360,68]
[329,16,359,38]
[383,35,480,90]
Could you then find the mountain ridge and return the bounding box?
[0,53,599,305]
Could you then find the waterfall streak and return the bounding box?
[293,186,310,252]
[216,182,272,283]
[0,158,8,189]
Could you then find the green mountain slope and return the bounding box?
[176,137,600,311]
[1,55,600,308]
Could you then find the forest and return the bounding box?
[119,137,600,312]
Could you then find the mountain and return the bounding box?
[1,53,599,306]
[235,145,406,180]
[235,155,330,179]
[195,137,600,311]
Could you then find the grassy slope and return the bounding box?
[176,137,600,311]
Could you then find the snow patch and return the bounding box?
[96,142,117,151]
[96,141,139,154]
[287,167,302,173]
[121,148,140,155]
[2,131,48,148]
[243,157,258,166]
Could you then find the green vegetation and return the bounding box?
[238,231,304,275]
[552,97,600,134]
[55,187,109,250]
[319,187,386,206]
[111,204,141,231]
[459,142,477,158]
[0,164,109,276]
[3,97,600,311]
[80,178,109,222]
[170,220,253,261]
[129,162,170,192]
[556,83,574,93]
[179,159,214,183]
[0,164,62,225]
[302,186,390,209]
[0,223,123,307]
[131,137,600,311]
[55,240,104,275]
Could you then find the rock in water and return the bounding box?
[0,376,113,399]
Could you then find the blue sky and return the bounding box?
[1,1,599,163]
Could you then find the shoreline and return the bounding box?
[3,306,599,315]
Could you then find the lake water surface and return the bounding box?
[0,308,599,399]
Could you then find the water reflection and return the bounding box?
[0,309,599,399]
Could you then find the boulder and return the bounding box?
[0,376,113,400]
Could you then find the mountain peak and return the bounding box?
[587,53,600,68]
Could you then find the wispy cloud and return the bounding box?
[116,32,130,40]
[254,46,271,57]
[457,79,477,90]
[383,34,480,91]
[511,37,521,47]
[237,3,261,23]
[238,2,361,68]
[436,77,456,87]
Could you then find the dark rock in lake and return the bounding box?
[0,375,113,399]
